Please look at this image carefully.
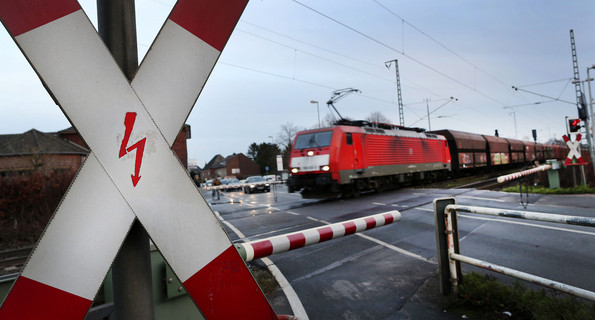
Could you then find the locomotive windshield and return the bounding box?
[294,131,333,149]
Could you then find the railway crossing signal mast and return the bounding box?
[327,88,360,121]
[385,59,405,126]
[569,29,595,172]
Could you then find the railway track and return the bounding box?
[0,246,32,270]
[453,177,502,190]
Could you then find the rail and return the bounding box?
[434,197,595,302]
[0,246,33,269]
[235,210,401,262]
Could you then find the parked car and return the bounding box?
[221,178,241,191]
[243,176,270,194]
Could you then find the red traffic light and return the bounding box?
[567,118,581,134]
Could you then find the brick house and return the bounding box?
[0,125,191,177]
[0,129,89,176]
[201,153,260,180]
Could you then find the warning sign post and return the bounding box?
[0,1,279,319]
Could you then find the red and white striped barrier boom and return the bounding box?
[202,180,283,191]
[496,165,552,183]
[235,211,401,262]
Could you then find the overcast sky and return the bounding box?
[2,0,595,167]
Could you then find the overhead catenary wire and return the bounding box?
[291,0,507,107]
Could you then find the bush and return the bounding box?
[442,272,595,320]
[0,171,74,249]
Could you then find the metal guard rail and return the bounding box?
[434,198,595,302]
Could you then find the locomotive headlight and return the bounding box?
[291,168,299,173]
[307,150,314,156]
[321,165,330,171]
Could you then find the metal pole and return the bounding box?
[586,67,595,173]
[426,98,431,131]
[98,1,155,319]
[311,100,320,128]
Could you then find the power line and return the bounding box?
[291,0,507,107]
[238,20,448,99]
[236,28,394,83]
[371,0,511,90]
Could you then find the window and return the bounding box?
[294,131,333,149]
[346,133,353,145]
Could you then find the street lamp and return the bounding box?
[310,100,320,128]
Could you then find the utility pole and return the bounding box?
[385,59,404,126]
[587,66,595,171]
[98,1,155,319]
[425,98,431,131]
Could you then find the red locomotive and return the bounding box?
[287,120,451,198]
[287,120,568,198]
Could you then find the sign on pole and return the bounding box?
[563,134,586,165]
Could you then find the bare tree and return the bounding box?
[276,122,300,147]
[365,111,391,124]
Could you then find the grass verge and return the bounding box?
[442,272,595,320]
[502,185,595,194]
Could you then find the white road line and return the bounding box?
[373,202,386,206]
[355,233,436,264]
[213,211,308,319]
[459,223,488,242]
[261,257,309,320]
[291,210,434,264]
[458,196,506,202]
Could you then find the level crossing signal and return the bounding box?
[0,1,280,319]
[567,118,582,134]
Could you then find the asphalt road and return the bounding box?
[203,185,595,320]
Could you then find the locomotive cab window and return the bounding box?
[294,131,333,149]
[346,133,353,145]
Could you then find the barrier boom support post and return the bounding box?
[433,198,461,296]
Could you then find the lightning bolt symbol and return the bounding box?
[119,112,146,187]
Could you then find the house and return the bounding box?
[201,153,260,180]
[225,153,260,179]
[0,129,89,176]
[0,125,191,177]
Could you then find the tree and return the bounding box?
[365,111,391,124]
[247,142,259,160]
[246,142,282,175]
[276,122,301,170]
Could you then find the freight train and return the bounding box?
[286,120,568,198]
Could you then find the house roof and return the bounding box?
[0,129,89,156]
[203,154,226,170]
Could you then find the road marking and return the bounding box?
[286,210,433,264]
[459,223,488,242]
[372,202,386,206]
[213,211,308,320]
[458,196,506,202]
[355,233,435,264]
